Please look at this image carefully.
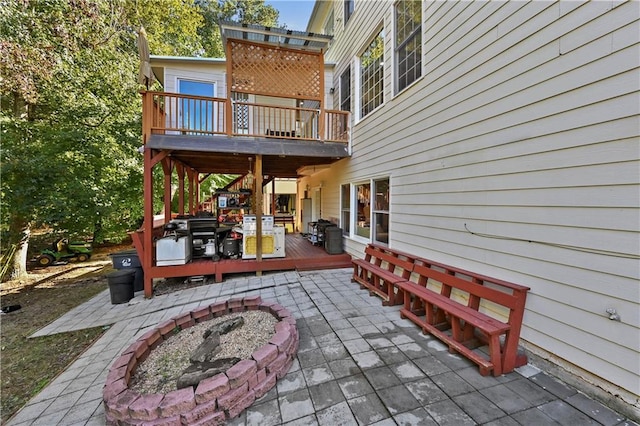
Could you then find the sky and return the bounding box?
[266,0,317,31]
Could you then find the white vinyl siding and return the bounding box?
[317,0,640,401]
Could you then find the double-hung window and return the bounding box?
[340,184,351,236]
[355,182,371,239]
[344,0,354,25]
[340,67,351,112]
[395,0,422,93]
[343,178,390,244]
[372,178,389,244]
[359,29,384,119]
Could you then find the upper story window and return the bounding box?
[395,0,422,93]
[344,0,354,25]
[340,66,351,112]
[359,29,384,119]
[324,9,334,35]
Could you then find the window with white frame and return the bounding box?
[395,0,422,93]
[344,0,354,25]
[359,29,384,119]
[340,184,351,236]
[324,9,334,35]
[340,66,351,112]
[372,178,389,244]
[347,178,390,242]
[355,182,371,239]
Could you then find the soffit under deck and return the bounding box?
[146,134,348,178]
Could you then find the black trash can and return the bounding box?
[324,227,344,254]
[107,269,135,304]
[109,249,144,292]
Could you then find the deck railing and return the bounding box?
[143,91,349,143]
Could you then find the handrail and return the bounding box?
[141,91,349,144]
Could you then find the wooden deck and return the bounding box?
[144,233,352,284]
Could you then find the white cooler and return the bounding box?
[156,236,192,266]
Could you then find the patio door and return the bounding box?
[178,79,218,134]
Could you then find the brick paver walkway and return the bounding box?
[6,268,638,425]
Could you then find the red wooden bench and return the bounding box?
[351,244,418,305]
[397,260,530,376]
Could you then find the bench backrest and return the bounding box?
[411,261,528,325]
[364,245,415,279]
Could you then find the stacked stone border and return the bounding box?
[103,295,298,425]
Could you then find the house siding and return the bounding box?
[158,60,227,97]
[313,0,639,401]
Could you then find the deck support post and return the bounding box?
[162,158,173,223]
[177,164,185,216]
[255,155,263,276]
[142,147,154,298]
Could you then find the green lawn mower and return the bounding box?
[34,239,93,267]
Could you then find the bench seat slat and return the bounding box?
[397,282,509,334]
[352,245,415,305]
[352,243,529,377]
[398,280,509,376]
[400,307,494,371]
[413,264,519,310]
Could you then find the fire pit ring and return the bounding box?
[103,296,298,425]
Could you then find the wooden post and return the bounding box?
[187,168,195,215]
[225,40,233,136]
[141,91,152,143]
[255,155,263,275]
[177,164,185,216]
[142,147,154,298]
[162,158,173,223]
[271,179,276,214]
[318,51,325,141]
[195,172,200,214]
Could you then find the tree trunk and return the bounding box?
[8,223,30,281]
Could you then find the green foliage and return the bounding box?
[0,0,284,248]
[196,0,279,58]
[124,0,205,56]
[1,1,144,242]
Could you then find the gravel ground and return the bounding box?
[129,310,277,394]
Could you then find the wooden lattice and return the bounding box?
[230,40,322,100]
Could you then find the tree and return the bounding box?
[0,0,205,279]
[195,0,279,58]
[0,0,284,279]
[124,0,205,56]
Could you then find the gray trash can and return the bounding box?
[324,227,344,254]
[109,249,144,292]
[107,269,135,304]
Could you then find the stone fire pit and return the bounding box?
[103,296,298,425]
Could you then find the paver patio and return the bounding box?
[6,268,638,425]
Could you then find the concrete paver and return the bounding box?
[6,268,639,426]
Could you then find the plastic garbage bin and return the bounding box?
[107,269,135,304]
[109,249,144,292]
[324,227,344,254]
